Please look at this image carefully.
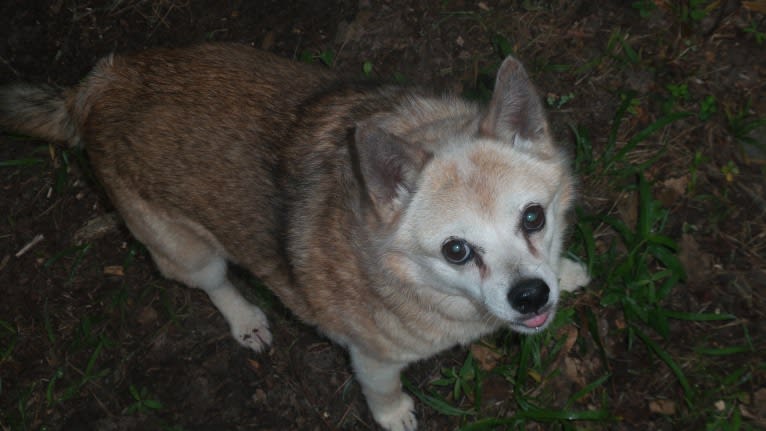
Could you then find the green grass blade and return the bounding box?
[637,173,652,238]
[515,407,612,421]
[574,209,597,275]
[0,158,44,168]
[601,214,634,246]
[44,244,90,268]
[694,346,753,356]
[566,373,611,407]
[515,335,533,391]
[43,298,56,344]
[612,111,693,164]
[633,325,695,404]
[661,310,736,321]
[585,308,610,366]
[605,91,636,160]
[460,417,522,431]
[571,124,594,174]
[648,245,686,280]
[403,377,476,417]
[0,319,18,361]
[620,38,639,63]
[645,233,679,250]
[459,407,612,430]
[67,243,91,284]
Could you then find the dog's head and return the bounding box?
[356,56,576,333]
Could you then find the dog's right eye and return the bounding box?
[442,238,473,265]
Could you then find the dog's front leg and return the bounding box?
[350,348,416,431]
[558,257,590,292]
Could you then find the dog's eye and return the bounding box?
[522,204,545,233]
[442,238,473,265]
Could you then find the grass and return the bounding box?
[125,385,163,415]
[0,214,189,430]
[726,100,766,151]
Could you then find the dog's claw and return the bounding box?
[230,304,272,352]
[373,393,417,431]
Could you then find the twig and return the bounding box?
[15,234,44,257]
[0,54,20,78]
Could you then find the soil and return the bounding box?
[0,1,764,431]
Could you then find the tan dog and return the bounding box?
[0,44,589,430]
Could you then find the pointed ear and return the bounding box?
[479,56,553,155]
[354,122,431,220]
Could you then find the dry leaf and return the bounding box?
[103,265,124,276]
[658,176,689,206]
[470,343,502,371]
[649,399,676,415]
[743,1,766,13]
[137,306,158,326]
[679,233,713,284]
[616,190,638,232]
[252,388,267,403]
[247,358,261,371]
[561,326,579,357]
[753,387,766,417]
[714,399,727,411]
[563,357,586,386]
[73,213,120,244]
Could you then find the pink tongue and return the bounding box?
[523,313,549,328]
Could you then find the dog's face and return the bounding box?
[398,139,573,333]
[356,56,573,334]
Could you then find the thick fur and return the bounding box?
[0,43,589,431]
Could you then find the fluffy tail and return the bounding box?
[0,83,79,145]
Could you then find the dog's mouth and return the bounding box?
[521,312,550,328]
[511,307,553,331]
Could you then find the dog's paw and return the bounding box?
[229,304,272,352]
[558,258,590,292]
[371,393,417,431]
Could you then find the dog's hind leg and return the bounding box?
[114,192,272,352]
[350,349,417,431]
[151,252,272,352]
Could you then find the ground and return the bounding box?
[0,1,764,430]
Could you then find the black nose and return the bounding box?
[508,279,550,314]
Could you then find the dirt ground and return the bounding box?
[0,1,764,430]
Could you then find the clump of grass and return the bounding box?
[572,93,743,407]
[743,19,765,44]
[125,385,164,415]
[299,49,335,67]
[44,243,92,285]
[725,100,766,151]
[0,319,17,362]
[412,307,614,429]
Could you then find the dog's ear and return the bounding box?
[354,122,431,221]
[479,56,554,157]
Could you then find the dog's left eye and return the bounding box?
[522,204,545,233]
[442,238,474,265]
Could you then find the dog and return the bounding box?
[0,43,589,431]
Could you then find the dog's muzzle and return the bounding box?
[508,278,550,327]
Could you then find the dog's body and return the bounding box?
[0,43,589,430]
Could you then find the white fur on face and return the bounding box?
[395,139,573,332]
